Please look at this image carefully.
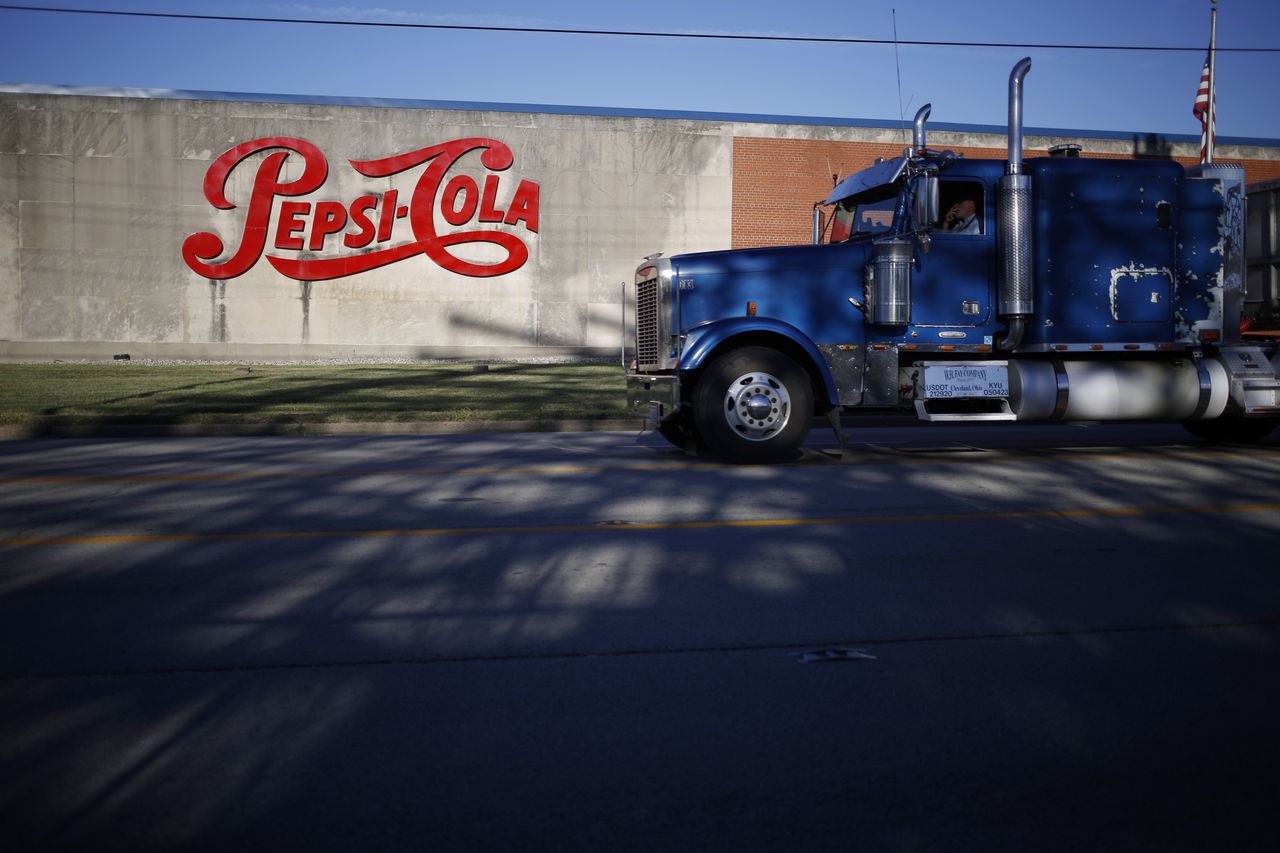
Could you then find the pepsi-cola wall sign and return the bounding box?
[182,137,540,280]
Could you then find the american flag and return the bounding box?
[1193,53,1215,162]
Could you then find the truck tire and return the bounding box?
[693,346,813,463]
[1182,417,1278,443]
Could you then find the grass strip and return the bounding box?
[0,363,630,426]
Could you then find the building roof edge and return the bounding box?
[3,81,1277,149]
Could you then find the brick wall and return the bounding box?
[732,136,1280,249]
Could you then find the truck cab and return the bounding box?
[627,58,1280,462]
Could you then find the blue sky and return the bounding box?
[1,0,1278,140]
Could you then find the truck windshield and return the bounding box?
[830,187,898,242]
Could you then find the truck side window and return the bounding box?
[937,181,984,235]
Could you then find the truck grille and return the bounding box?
[636,276,660,367]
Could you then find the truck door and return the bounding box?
[908,179,996,332]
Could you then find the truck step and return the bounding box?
[913,399,1016,422]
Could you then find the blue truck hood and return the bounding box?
[668,241,869,345]
[671,241,861,276]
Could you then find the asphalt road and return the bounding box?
[2,422,1279,851]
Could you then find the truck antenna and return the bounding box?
[893,8,908,147]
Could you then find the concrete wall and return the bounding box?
[3,89,1279,362]
[0,91,737,361]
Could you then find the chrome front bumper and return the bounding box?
[626,373,680,420]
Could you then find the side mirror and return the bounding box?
[913,176,939,229]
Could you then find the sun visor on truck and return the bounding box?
[823,156,908,206]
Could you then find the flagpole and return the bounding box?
[1206,0,1218,163]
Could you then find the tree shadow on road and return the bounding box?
[1,425,1279,850]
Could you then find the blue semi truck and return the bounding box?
[626,57,1280,462]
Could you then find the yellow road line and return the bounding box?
[3,446,1278,486]
[3,502,1277,549]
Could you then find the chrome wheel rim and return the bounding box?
[723,371,791,441]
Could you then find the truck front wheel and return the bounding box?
[1182,416,1278,443]
[693,347,813,463]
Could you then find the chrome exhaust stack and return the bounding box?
[911,104,932,155]
[996,57,1034,351]
[1005,57,1032,175]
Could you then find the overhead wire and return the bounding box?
[0,3,1277,53]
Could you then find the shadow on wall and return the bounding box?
[1133,132,1176,160]
[444,303,626,350]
